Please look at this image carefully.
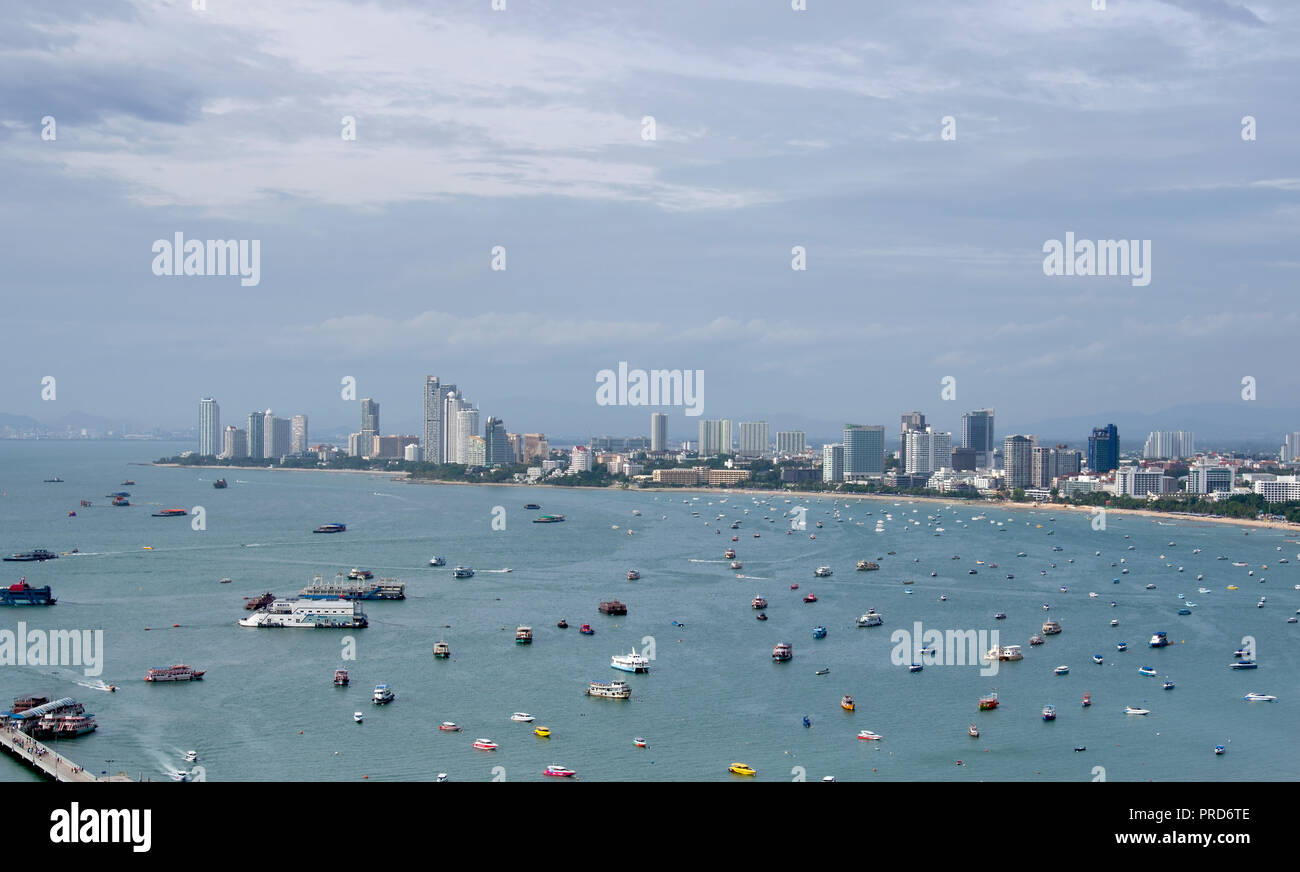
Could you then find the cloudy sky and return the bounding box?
[2,0,1296,441]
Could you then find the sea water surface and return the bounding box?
[1,441,1296,782]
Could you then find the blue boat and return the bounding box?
[0,580,56,606]
[1092,654,1103,664]
[1177,608,1191,616]
[1117,642,1128,651]
[802,715,811,728]
[1138,666,1157,676]
[909,663,923,672]
[812,626,827,639]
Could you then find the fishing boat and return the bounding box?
[968,724,980,738]
[728,763,756,776]
[333,668,349,686]
[772,642,793,662]
[452,566,474,578]
[472,738,498,751]
[978,692,999,710]
[856,730,883,741]
[524,504,541,510]
[1244,692,1277,702]
[533,515,566,523]
[544,765,576,778]
[1042,705,1056,721]
[438,722,462,731]
[433,640,451,659]
[1092,654,1103,664]
[856,560,879,571]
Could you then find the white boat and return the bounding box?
[184,750,198,763]
[586,680,631,699]
[986,645,1023,662]
[372,684,395,704]
[1054,665,1070,675]
[814,566,833,577]
[857,610,883,628]
[353,712,364,723]
[429,556,446,566]
[611,649,651,673]
[1244,692,1277,702]
[510,712,535,722]
[1124,706,1150,715]
[238,598,368,628]
[857,730,883,741]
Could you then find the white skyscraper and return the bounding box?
[199,398,220,457]
[651,412,668,452]
[423,376,456,464]
[776,431,806,454]
[737,421,769,457]
[456,407,480,464]
[698,419,733,456]
[1143,431,1195,459]
[445,392,469,464]
[291,415,309,454]
[904,427,952,475]
[822,444,843,482]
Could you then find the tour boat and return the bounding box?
[856,560,880,571]
[814,566,833,577]
[333,668,349,686]
[1042,619,1062,635]
[348,568,374,580]
[544,765,576,778]
[510,712,535,722]
[857,730,883,741]
[433,640,451,658]
[611,649,650,673]
[452,566,475,578]
[986,645,1022,662]
[857,609,883,627]
[1124,706,1150,715]
[429,556,446,566]
[439,722,462,731]
[586,680,631,698]
[516,626,533,644]
[372,684,395,704]
[978,692,999,710]
[1042,705,1056,721]
[1244,692,1277,702]
[728,763,756,776]
[772,642,793,662]
[841,695,855,711]
[730,561,743,570]
[473,738,498,751]
[144,664,205,682]
[724,549,736,559]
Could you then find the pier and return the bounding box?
[0,724,130,782]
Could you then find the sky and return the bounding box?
[1,0,1297,443]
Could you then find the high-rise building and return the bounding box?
[261,410,290,459]
[1003,435,1035,490]
[484,416,510,465]
[1088,424,1120,473]
[1116,464,1172,497]
[199,398,220,457]
[246,412,265,460]
[507,432,524,464]
[464,435,486,467]
[843,425,885,479]
[569,444,591,472]
[423,376,456,464]
[650,412,668,452]
[360,398,380,433]
[523,434,548,462]
[291,415,309,454]
[950,446,978,471]
[698,419,732,457]
[962,409,995,467]
[903,427,951,475]
[1032,444,1081,487]
[221,425,246,460]
[1281,432,1300,463]
[1188,463,1234,494]
[776,431,806,454]
[1143,431,1194,460]
[899,411,926,472]
[737,422,769,457]
[442,391,468,464]
[455,408,480,464]
[821,444,843,483]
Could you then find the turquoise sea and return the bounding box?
[1,441,1296,782]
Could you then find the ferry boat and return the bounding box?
[144,664,206,682]
[5,549,59,562]
[151,508,188,517]
[429,556,446,567]
[515,626,533,644]
[523,504,541,510]
[544,765,576,778]
[238,599,368,628]
[299,574,406,600]
[751,595,767,609]
[439,722,462,731]
[857,730,883,741]
[510,712,535,722]
[857,610,883,627]
[856,560,880,571]
[611,649,650,673]
[1042,619,1062,635]
[812,625,827,639]
[978,692,999,710]
[772,642,793,662]
[33,713,98,739]
[579,624,594,635]
[728,762,756,776]
[586,680,631,699]
[533,515,566,523]
[333,668,349,686]
[814,566,833,577]
[598,600,627,615]
[626,570,640,581]
[986,645,1023,662]
[212,478,228,489]
[472,738,498,750]
[1244,692,1277,702]
[724,548,737,559]
[372,684,395,704]
[452,566,474,578]
[0,579,56,606]
[312,523,346,534]
[1042,705,1056,721]
[1149,632,1169,648]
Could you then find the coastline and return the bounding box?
[151,463,1300,533]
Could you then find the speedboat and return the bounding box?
[1082,692,1092,707]
[544,765,576,777]
[1116,642,1128,652]
[812,626,827,639]
[511,712,535,722]
[1215,745,1226,755]
[815,668,830,675]
[1244,692,1277,702]
[184,750,198,763]
[439,722,462,731]
[728,763,756,776]
[472,739,498,751]
[1163,680,1175,690]
[579,624,594,635]
[429,556,446,567]
[1054,665,1069,676]
[814,566,833,577]
[1230,660,1257,669]
[634,737,648,747]
[909,663,923,672]
[856,730,883,741]
[1138,666,1157,677]
[1092,654,1104,664]
[353,712,364,723]
[626,570,640,580]
[1110,619,1119,627]
[534,727,552,738]
[1124,706,1150,715]
[969,724,980,738]
[994,612,1007,620]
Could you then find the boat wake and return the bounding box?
[735,574,768,580]
[480,569,514,574]
[688,559,727,564]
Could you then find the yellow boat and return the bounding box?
[1227,585,1239,590]
[841,694,855,711]
[728,763,756,776]
[142,546,153,550]
[534,726,551,738]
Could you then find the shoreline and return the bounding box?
[150,463,1299,533]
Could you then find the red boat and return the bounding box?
[803,593,818,603]
[579,624,594,635]
[544,765,576,777]
[790,583,799,590]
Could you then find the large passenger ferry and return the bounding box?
[611,649,650,673]
[0,579,56,606]
[238,599,368,628]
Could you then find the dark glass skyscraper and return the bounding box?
[484,416,510,466]
[1088,424,1119,473]
[961,409,995,466]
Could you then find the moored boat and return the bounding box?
[372,684,395,704]
[841,694,855,711]
[515,626,533,644]
[433,640,451,659]
[585,680,631,699]
[772,642,793,662]
[1042,704,1056,721]
[856,730,882,741]
[333,668,349,686]
[144,664,205,682]
[611,649,650,673]
[978,692,999,710]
